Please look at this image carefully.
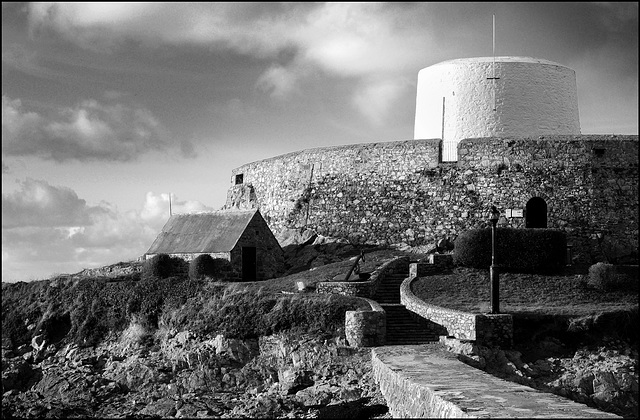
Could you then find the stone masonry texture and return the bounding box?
[226,136,638,266]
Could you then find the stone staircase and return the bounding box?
[375,271,440,345]
[375,273,405,304]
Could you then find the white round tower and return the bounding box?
[414,56,581,159]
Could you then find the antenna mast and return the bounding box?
[169,193,172,216]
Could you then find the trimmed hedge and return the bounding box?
[142,254,188,280]
[453,228,566,273]
[189,254,216,280]
[189,255,234,281]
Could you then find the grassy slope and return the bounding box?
[240,249,412,294]
[1,250,408,349]
[4,248,637,350]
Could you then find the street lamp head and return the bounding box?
[489,205,500,225]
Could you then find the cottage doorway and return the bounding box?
[525,197,547,228]
[242,247,257,281]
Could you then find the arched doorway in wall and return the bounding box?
[526,197,547,228]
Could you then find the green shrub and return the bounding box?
[189,254,216,280]
[588,263,639,291]
[143,254,188,280]
[211,258,233,274]
[453,228,566,273]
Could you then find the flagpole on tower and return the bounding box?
[492,14,496,111]
[485,15,500,112]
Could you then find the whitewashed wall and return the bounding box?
[414,57,581,160]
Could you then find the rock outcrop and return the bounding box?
[2,329,389,418]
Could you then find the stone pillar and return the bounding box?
[345,310,386,347]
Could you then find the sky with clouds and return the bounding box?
[2,2,638,282]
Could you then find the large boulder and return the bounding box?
[33,371,94,405]
[278,368,314,394]
[278,228,318,248]
[103,356,158,391]
[210,334,259,365]
[295,383,335,407]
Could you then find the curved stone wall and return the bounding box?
[414,57,581,144]
[226,135,638,265]
[401,269,513,347]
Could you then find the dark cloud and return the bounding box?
[1,178,105,228]
[1,95,189,162]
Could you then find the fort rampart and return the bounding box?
[226,135,638,265]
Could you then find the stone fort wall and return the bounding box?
[226,135,638,265]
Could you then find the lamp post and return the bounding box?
[489,206,500,314]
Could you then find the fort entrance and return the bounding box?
[525,197,547,228]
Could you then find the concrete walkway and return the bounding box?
[372,344,621,418]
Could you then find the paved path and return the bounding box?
[372,343,621,418]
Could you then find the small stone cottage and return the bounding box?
[145,209,284,281]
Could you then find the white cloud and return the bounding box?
[256,65,300,99]
[352,78,413,126]
[2,95,190,162]
[140,192,213,226]
[2,180,215,282]
[296,3,432,77]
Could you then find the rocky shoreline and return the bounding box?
[3,324,638,418]
[2,327,389,419]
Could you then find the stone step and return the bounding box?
[385,336,438,346]
[379,273,407,280]
[373,274,406,303]
[382,304,439,344]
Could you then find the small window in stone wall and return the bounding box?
[235,174,244,185]
[592,148,605,157]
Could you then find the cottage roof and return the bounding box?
[145,209,260,254]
